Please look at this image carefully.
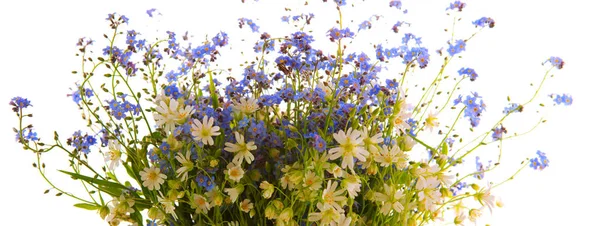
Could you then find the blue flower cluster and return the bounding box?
[458,67,478,81]
[551,93,573,106]
[107,96,141,120]
[473,17,495,28]
[455,92,486,127]
[529,150,549,170]
[447,39,466,56]
[547,56,564,69]
[69,130,97,154]
[9,96,32,112]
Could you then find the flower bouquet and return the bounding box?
[10,1,570,225]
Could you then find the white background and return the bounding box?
[1,0,598,225]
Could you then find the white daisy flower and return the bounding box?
[373,184,404,215]
[329,128,369,171]
[424,111,440,132]
[321,180,346,213]
[153,98,179,132]
[175,151,194,181]
[104,139,122,171]
[303,171,322,191]
[175,104,195,124]
[191,194,211,214]
[232,97,259,114]
[359,128,383,154]
[139,166,167,190]
[226,163,245,183]
[259,181,275,199]
[224,185,245,203]
[239,199,254,213]
[374,145,400,167]
[224,132,257,165]
[308,202,341,225]
[191,116,221,146]
[342,174,361,199]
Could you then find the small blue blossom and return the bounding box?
[529,150,549,170]
[458,67,478,81]
[453,94,463,106]
[446,1,466,11]
[389,1,402,9]
[15,128,39,143]
[10,97,32,112]
[503,103,522,114]
[473,17,495,28]
[492,126,507,141]
[239,18,260,32]
[196,175,216,191]
[159,142,170,155]
[146,8,158,17]
[313,134,327,153]
[447,39,466,56]
[358,20,372,31]
[546,56,565,69]
[551,93,573,106]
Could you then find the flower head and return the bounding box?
[104,140,122,171]
[140,166,167,190]
[329,128,369,172]
[191,116,221,146]
[225,132,257,165]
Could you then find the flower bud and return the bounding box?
[98,205,110,220]
[147,207,164,220]
[471,183,480,191]
[265,204,278,220]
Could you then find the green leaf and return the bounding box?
[442,141,449,155]
[74,203,100,211]
[59,170,127,191]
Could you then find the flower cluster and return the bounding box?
[11,1,571,226]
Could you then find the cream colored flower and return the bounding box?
[329,128,369,171]
[224,185,245,203]
[104,139,122,171]
[359,128,383,154]
[175,151,194,181]
[303,171,323,191]
[191,194,211,214]
[153,98,179,132]
[206,188,224,207]
[260,181,275,199]
[373,184,404,215]
[424,111,440,132]
[328,164,345,178]
[175,104,195,124]
[191,116,221,146]
[106,195,135,223]
[468,208,483,222]
[226,163,245,183]
[374,145,400,167]
[239,199,254,213]
[158,192,178,220]
[475,185,496,212]
[416,176,442,212]
[232,97,259,114]
[308,202,341,225]
[225,132,257,165]
[140,166,167,190]
[342,174,362,199]
[322,180,346,212]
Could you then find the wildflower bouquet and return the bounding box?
[10,1,570,225]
